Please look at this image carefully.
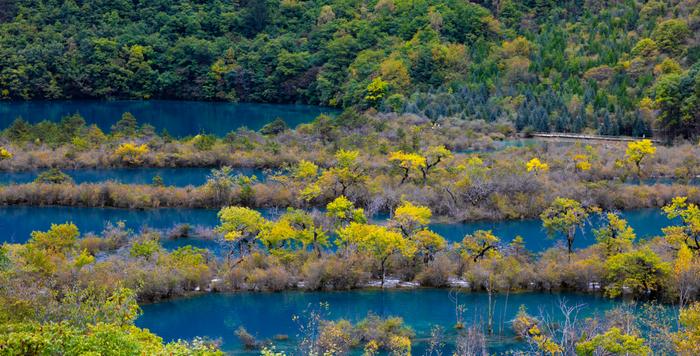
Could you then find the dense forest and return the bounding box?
[0,0,698,138]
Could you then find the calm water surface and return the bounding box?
[136,290,622,354]
[0,207,673,252]
[0,100,336,137]
[0,167,266,186]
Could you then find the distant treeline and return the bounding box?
[0,0,698,138]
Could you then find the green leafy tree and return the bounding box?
[651,19,690,56]
[461,230,500,262]
[29,223,79,253]
[34,168,73,185]
[280,208,328,257]
[575,327,651,356]
[540,198,589,258]
[365,77,388,107]
[317,150,366,196]
[216,207,265,261]
[604,247,670,298]
[594,213,636,255]
[205,166,236,205]
[662,196,700,253]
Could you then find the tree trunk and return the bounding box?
[487,287,494,335]
[400,168,409,185]
[380,256,388,288]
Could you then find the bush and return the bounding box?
[260,119,288,136]
[415,255,454,287]
[34,168,73,184]
[302,255,369,290]
[235,326,260,349]
[246,266,294,291]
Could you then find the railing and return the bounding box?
[530,132,661,143]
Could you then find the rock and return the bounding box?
[363,278,400,288]
[448,277,470,288]
[398,281,420,288]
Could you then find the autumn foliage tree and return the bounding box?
[388,151,426,185]
[604,247,670,298]
[540,198,590,258]
[625,139,656,179]
[594,213,636,256]
[662,196,700,253]
[336,223,416,287]
[216,206,265,262]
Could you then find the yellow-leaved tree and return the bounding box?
[526,157,549,175]
[662,196,700,254]
[419,145,452,185]
[336,223,416,287]
[391,201,432,237]
[216,206,265,262]
[625,139,656,178]
[461,230,500,263]
[388,151,426,184]
[315,149,366,197]
[674,302,700,354]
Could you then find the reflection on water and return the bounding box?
[137,289,624,354]
[0,206,674,253]
[0,100,336,137]
[0,167,266,186]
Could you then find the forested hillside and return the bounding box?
[0,0,698,138]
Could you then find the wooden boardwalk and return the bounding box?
[530,133,660,143]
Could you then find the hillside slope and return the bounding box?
[0,0,698,138]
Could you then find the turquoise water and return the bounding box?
[136,290,622,354]
[0,206,673,252]
[0,100,336,137]
[0,206,220,244]
[0,167,266,186]
[429,208,672,251]
[625,177,700,186]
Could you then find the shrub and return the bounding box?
[260,118,288,136]
[114,143,149,165]
[34,168,73,184]
[247,267,293,291]
[415,254,454,287]
[0,147,12,160]
[234,326,260,349]
[302,255,369,290]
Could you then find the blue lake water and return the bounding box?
[0,206,674,253]
[0,100,336,137]
[136,290,623,354]
[0,167,267,186]
[429,208,672,251]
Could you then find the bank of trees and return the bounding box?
[0,0,697,138]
